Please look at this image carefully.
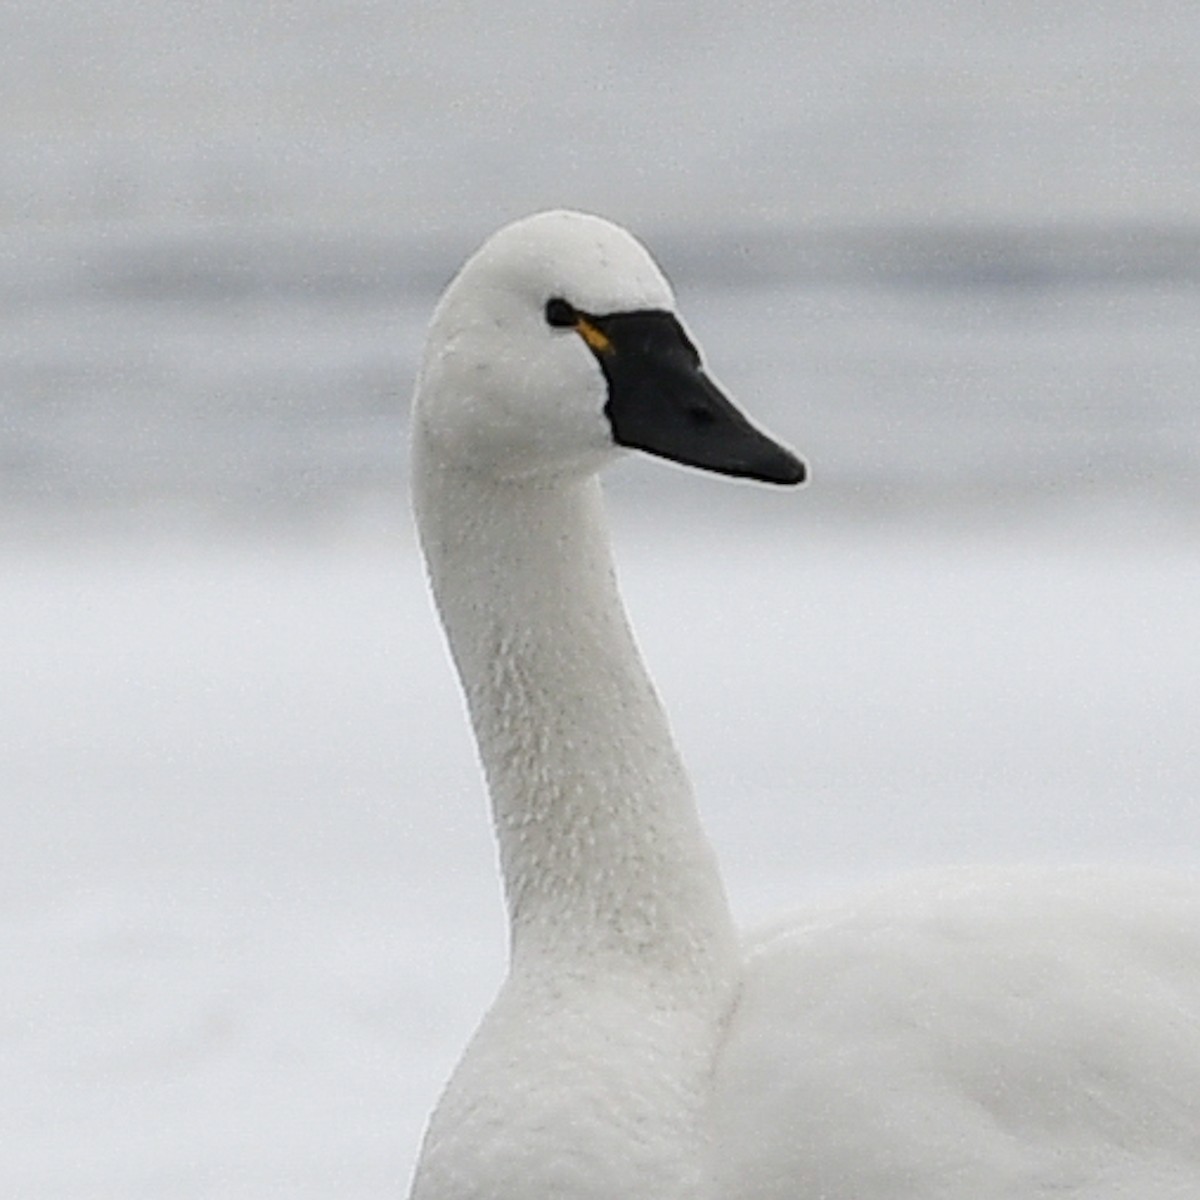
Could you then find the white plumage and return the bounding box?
[408,210,1200,1200]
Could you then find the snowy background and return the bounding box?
[3,3,1199,1196]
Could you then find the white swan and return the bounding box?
[408,210,1200,1200]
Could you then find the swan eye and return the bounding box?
[545,298,577,328]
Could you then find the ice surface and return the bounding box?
[3,513,1197,1197]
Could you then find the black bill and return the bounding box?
[575,309,805,486]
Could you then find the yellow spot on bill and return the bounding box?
[576,318,614,355]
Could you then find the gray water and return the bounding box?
[5,222,1199,532]
[4,1,1199,534]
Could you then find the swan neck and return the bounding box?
[414,451,737,979]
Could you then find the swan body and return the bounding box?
[408,210,1200,1200]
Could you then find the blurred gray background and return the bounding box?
[5,0,1199,525]
[3,4,1198,1197]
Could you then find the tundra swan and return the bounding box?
[408,210,1200,1200]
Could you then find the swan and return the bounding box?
[408,210,1200,1200]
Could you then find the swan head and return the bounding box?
[413,209,805,485]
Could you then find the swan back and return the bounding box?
[713,867,1200,1199]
